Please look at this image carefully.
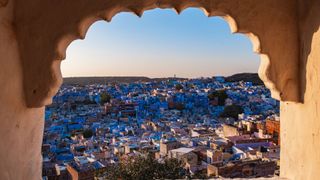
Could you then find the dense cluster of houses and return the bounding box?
[42,77,280,179]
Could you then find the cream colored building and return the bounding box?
[223,124,240,137]
[207,149,232,164]
[168,147,198,167]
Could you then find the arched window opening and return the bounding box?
[43,8,280,179]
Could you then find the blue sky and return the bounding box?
[62,8,259,78]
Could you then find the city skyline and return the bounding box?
[62,8,260,78]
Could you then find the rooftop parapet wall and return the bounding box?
[11,0,301,107]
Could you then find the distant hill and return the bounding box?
[63,73,263,85]
[63,76,187,85]
[63,77,150,85]
[225,73,264,85]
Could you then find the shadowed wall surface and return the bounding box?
[280,1,320,179]
[0,1,44,179]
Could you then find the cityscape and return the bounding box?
[42,74,280,179]
[41,8,280,180]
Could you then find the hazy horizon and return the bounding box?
[62,72,257,79]
[62,8,260,78]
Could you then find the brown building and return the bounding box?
[160,140,180,156]
[66,163,95,180]
[207,159,276,178]
[66,161,106,180]
[43,162,71,180]
[266,119,280,145]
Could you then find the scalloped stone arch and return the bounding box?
[62,9,279,100]
[13,0,300,107]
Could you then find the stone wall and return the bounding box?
[281,0,320,179]
[0,1,44,179]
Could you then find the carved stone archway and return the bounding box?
[5,1,320,180]
[4,0,320,179]
[12,0,301,107]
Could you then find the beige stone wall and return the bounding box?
[0,1,44,179]
[280,1,320,180]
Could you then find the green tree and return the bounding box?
[82,129,93,138]
[220,105,244,120]
[160,158,186,179]
[187,84,195,89]
[100,92,111,105]
[99,155,185,179]
[175,103,185,111]
[83,99,96,105]
[191,170,208,179]
[175,84,184,91]
[208,90,228,106]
